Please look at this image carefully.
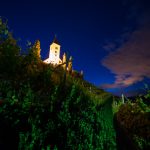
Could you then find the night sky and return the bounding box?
[1,0,150,96]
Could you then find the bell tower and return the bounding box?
[49,36,61,64]
[44,36,62,64]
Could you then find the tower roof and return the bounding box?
[52,36,60,45]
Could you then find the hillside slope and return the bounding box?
[0,19,116,150]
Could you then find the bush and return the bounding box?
[0,78,116,149]
[116,98,150,149]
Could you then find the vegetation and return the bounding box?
[0,18,116,149]
[115,91,150,150]
[1,17,149,150]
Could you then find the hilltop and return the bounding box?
[0,18,117,150]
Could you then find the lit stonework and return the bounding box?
[44,37,62,65]
[42,36,83,78]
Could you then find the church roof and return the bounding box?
[53,36,60,45]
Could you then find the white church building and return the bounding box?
[43,37,62,65]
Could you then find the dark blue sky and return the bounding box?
[1,0,150,96]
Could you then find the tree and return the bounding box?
[62,52,66,70]
[0,17,20,78]
[24,40,41,64]
[33,40,41,59]
[67,56,72,73]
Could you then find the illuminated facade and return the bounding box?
[42,36,83,78]
[44,37,62,65]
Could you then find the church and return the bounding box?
[43,36,73,72]
[34,36,83,78]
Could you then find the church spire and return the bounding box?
[53,35,60,45]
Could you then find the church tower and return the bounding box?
[44,36,62,65]
[49,36,62,64]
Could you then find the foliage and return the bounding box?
[116,97,150,149]
[112,98,123,114]
[0,66,116,149]
[0,19,116,150]
[112,94,128,114]
[0,18,20,78]
[0,79,116,149]
[142,84,150,105]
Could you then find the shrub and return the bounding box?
[116,98,150,149]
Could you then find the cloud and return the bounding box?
[103,42,116,52]
[101,21,150,89]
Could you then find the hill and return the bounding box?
[0,18,117,150]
